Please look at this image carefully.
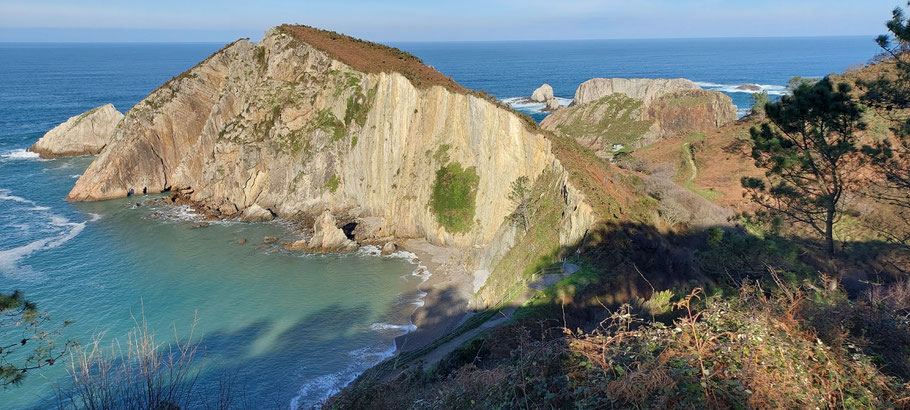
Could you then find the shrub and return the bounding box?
[429,162,479,233]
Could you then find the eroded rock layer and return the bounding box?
[68,27,595,256]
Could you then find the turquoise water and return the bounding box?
[0,157,424,408]
[0,44,424,409]
[0,37,883,408]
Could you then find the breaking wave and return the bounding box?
[0,149,40,160]
[696,82,787,96]
[289,345,398,409]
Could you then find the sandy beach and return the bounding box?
[394,239,476,351]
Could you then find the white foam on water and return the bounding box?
[0,188,88,279]
[0,149,40,160]
[503,96,573,114]
[87,213,102,222]
[356,245,381,257]
[696,82,788,96]
[369,322,418,332]
[0,189,36,206]
[70,174,82,179]
[289,344,398,409]
[0,219,85,280]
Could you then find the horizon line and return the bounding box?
[0,33,881,45]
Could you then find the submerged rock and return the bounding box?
[29,104,123,158]
[736,83,762,92]
[263,236,278,244]
[531,84,554,102]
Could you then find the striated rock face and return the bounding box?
[531,84,554,102]
[542,79,736,156]
[572,78,700,106]
[29,104,123,158]
[67,27,596,258]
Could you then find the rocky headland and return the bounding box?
[63,26,598,341]
[28,104,123,158]
[542,77,736,156]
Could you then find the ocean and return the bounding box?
[0,36,881,408]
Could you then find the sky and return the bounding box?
[0,0,904,42]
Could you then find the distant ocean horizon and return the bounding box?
[0,35,883,408]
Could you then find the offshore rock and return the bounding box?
[542,78,736,155]
[531,84,554,102]
[29,104,123,158]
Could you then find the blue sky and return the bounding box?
[0,0,903,42]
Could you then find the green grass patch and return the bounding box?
[325,174,340,193]
[554,94,654,146]
[313,109,345,141]
[429,162,479,233]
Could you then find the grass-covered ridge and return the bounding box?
[429,162,479,233]
[551,93,655,147]
[277,25,466,93]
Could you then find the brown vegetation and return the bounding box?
[278,25,466,93]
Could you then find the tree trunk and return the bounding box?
[824,206,836,258]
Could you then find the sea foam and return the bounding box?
[0,149,40,160]
[696,82,788,96]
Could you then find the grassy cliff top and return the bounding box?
[278,25,466,93]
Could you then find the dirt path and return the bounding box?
[414,263,580,366]
[681,142,698,185]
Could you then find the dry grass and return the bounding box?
[55,312,239,410]
[278,25,465,93]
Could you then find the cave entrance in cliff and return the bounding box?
[341,222,357,241]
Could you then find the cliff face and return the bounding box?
[67,27,594,253]
[572,78,701,106]
[29,104,123,158]
[542,79,736,156]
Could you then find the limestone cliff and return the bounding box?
[572,78,701,106]
[67,26,596,261]
[29,104,123,158]
[541,79,736,156]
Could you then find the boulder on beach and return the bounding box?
[29,104,123,159]
[381,242,398,255]
[305,210,359,253]
[531,84,554,102]
[241,204,274,222]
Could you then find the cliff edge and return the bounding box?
[66,26,597,294]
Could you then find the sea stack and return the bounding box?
[28,104,123,158]
[530,83,554,102]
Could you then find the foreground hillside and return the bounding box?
[329,55,910,408]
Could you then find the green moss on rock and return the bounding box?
[429,162,479,233]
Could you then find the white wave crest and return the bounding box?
[289,345,397,409]
[369,322,418,332]
[1,149,40,160]
[503,96,573,114]
[696,82,787,96]
[0,220,85,279]
[0,188,89,279]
